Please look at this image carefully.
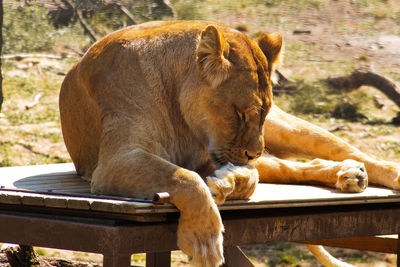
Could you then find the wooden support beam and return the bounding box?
[222,246,254,267]
[397,234,400,267]
[103,253,131,267]
[146,251,171,267]
[303,235,398,254]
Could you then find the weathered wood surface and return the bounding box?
[2,204,400,254]
[0,164,400,219]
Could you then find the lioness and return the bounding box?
[59,21,400,266]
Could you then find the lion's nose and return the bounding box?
[245,150,262,161]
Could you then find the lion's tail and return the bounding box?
[306,244,354,267]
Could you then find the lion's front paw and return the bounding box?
[336,159,368,192]
[207,163,259,204]
[207,174,235,204]
[177,204,224,267]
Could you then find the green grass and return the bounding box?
[171,0,326,27]
[1,56,72,167]
[243,243,316,266]
[132,253,146,265]
[7,110,59,126]
[276,81,340,116]
[274,78,398,124]
[329,247,382,264]
[376,141,400,157]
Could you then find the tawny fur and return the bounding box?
[306,245,354,267]
[59,21,400,266]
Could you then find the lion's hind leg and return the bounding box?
[254,155,368,192]
[265,104,400,190]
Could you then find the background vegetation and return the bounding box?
[1,0,400,265]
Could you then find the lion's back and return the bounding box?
[59,21,250,179]
[59,21,210,179]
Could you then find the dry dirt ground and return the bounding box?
[1,0,400,266]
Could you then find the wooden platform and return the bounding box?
[1,163,400,266]
[1,163,400,216]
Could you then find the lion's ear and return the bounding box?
[255,32,283,74]
[197,25,231,88]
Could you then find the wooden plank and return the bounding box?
[13,179,80,187]
[18,184,90,191]
[1,204,400,256]
[13,173,79,181]
[1,164,400,218]
[52,189,92,194]
[21,195,44,206]
[43,196,68,209]
[222,205,400,246]
[0,189,176,218]
[67,198,92,210]
[103,253,131,267]
[0,192,22,204]
[14,179,87,186]
[3,181,400,214]
[0,212,178,254]
[91,199,122,213]
[3,164,400,203]
[303,235,398,254]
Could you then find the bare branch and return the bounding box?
[326,65,400,107]
[272,69,297,95]
[60,0,98,42]
[117,4,137,25]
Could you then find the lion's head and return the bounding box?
[191,25,283,167]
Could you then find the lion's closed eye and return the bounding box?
[233,106,247,125]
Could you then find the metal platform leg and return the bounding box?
[103,253,131,267]
[146,251,171,267]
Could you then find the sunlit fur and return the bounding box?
[207,163,259,204]
[197,26,231,88]
[60,21,282,267]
